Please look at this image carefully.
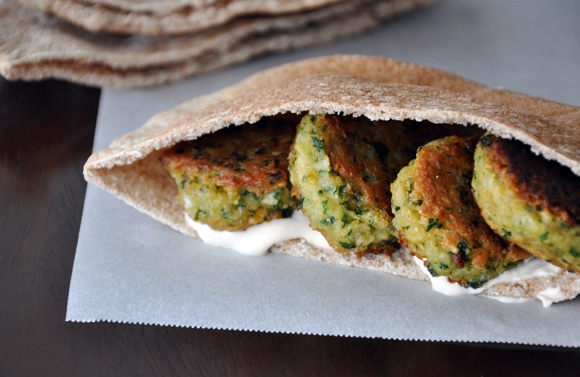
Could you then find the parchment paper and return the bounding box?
[67,0,580,346]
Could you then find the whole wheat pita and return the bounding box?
[23,0,340,14]
[15,0,351,35]
[0,0,431,88]
[84,55,580,303]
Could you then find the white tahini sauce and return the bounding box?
[537,286,568,308]
[186,211,566,305]
[413,256,564,306]
[486,296,532,304]
[185,210,330,256]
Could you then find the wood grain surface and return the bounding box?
[1,77,580,377]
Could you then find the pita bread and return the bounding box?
[15,0,351,35]
[0,0,431,88]
[22,0,340,14]
[84,55,580,303]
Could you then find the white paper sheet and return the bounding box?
[67,0,580,346]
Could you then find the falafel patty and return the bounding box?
[160,115,299,231]
[472,134,580,272]
[288,114,418,254]
[391,135,530,288]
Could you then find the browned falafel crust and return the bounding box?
[479,134,580,226]
[322,115,419,217]
[400,136,530,286]
[161,115,299,193]
[160,114,300,230]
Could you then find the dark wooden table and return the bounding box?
[2,77,580,377]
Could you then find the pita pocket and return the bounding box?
[0,0,432,88]
[84,55,580,304]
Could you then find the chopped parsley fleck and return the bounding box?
[427,265,439,277]
[425,218,443,232]
[354,195,363,215]
[467,281,484,289]
[194,209,206,220]
[320,216,335,226]
[457,240,469,261]
[539,232,550,242]
[339,241,356,249]
[341,213,349,227]
[311,136,325,152]
[501,228,512,238]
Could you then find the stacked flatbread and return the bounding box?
[84,55,580,304]
[0,0,433,88]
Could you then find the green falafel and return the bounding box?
[391,135,530,288]
[160,115,299,231]
[288,114,418,254]
[473,134,580,272]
